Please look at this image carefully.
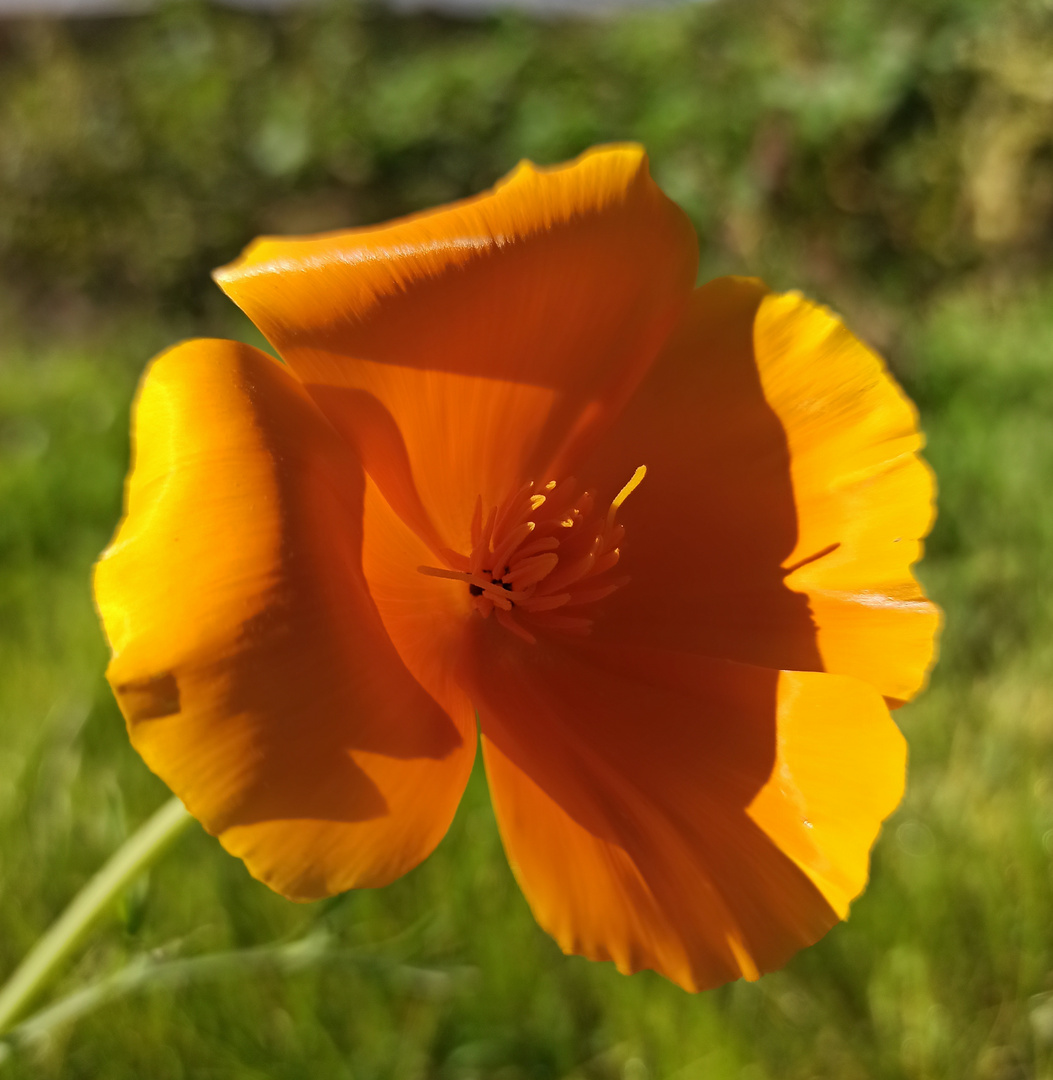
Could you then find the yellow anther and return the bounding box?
[607,465,647,528]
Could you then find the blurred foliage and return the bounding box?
[1,0,1052,321]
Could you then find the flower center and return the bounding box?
[418,466,645,644]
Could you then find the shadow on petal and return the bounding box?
[463,631,876,991]
[97,339,477,898]
[583,277,825,674]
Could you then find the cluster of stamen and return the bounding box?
[418,467,645,644]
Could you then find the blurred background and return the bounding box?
[1,0,1053,1076]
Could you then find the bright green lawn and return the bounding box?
[0,272,1051,1079]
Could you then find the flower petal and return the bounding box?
[360,471,476,732]
[94,339,476,900]
[462,629,904,991]
[755,292,940,704]
[580,277,938,704]
[213,145,697,550]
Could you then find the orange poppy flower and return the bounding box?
[94,145,938,991]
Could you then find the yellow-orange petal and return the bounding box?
[461,629,904,991]
[359,471,476,736]
[580,277,938,704]
[213,145,697,551]
[755,292,939,704]
[94,339,476,901]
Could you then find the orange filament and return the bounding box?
[418,466,645,641]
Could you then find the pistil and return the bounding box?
[418,466,645,642]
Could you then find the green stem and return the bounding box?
[0,796,193,1035]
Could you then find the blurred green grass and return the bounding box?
[2,0,1053,1077]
